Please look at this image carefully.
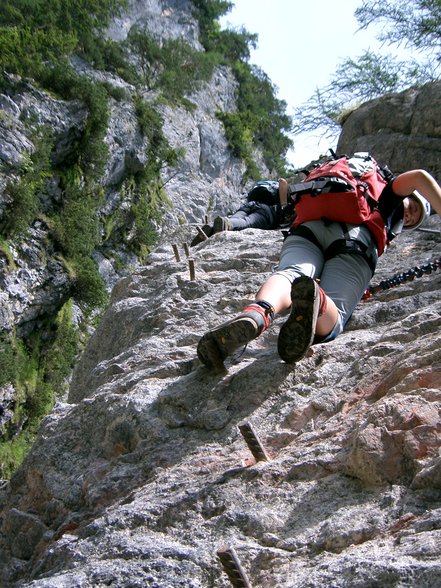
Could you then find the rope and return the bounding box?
[362,256,441,300]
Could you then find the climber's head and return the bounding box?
[403,191,431,230]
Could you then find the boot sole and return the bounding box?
[197,317,258,370]
[277,276,320,364]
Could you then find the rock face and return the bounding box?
[107,0,202,48]
[337,81,441,180]
[1,1,441,585]
[0,0,246,439]
[0,212,440,586]
[0,85,87,336]
[0,42,244,339]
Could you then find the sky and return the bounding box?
[219,0,387,168]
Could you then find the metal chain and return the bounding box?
[362,256,441,300]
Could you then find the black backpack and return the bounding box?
[247,180,279,206]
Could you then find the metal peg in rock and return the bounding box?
[238,421,270,462]
[172,244,181,261]
[217,545,252,588]
[188,258,195,281]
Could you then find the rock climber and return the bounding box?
[197,160,441,371]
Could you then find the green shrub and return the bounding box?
[43,301,79,392]
[0,303,82,476]
[127,29,218,103]
[0,237,16,269]
[1,176,40,238]
[0,435,32,479]
[102,81,130,102]
[129,184,162,257]
[25,381,53,424]
[216,111,259,178]
[126,28,163,89]
[192,1,292,176]
[191,0,233,47]
[72,256,108,308]
[0,128,53,238]
[0,336,20,387]
[158,37,217,100]
[74,79,110,178]
[0,0,128,61]
[53,187,102,259]
[99,39,139,84]
[232,62,292,175]
[0,334,38,437]
[134,95,164,138]
[134,95,184,175]
[0,26,76,86]
[200,23,257,63]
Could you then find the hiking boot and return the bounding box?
[197,303,273,370]
[277,276,320,364]
[212,216,232,234]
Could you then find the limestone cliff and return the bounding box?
[0,212,440,586]
[0,0,248,444]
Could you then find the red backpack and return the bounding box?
[289,153,394,254]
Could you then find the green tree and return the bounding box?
[292,51,434,140]
[293,0,441,140]
[219,62,292,177]
[126,28,162,88]
[355,0,441,56]
[191,0,233,46]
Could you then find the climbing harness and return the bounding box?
[362,256,441,300]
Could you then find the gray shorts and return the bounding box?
[275,221,378,340]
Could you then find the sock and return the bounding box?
[241,300,275,332]
[254,300,275,320]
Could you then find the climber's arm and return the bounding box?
[392,169,441,217]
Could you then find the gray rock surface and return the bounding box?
[0,213,439,587]
[0,223,72,336]
[337,81,441,180]
[107,0,202,48]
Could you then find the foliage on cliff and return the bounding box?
[193,0,293,177]
[0,0,127,79]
